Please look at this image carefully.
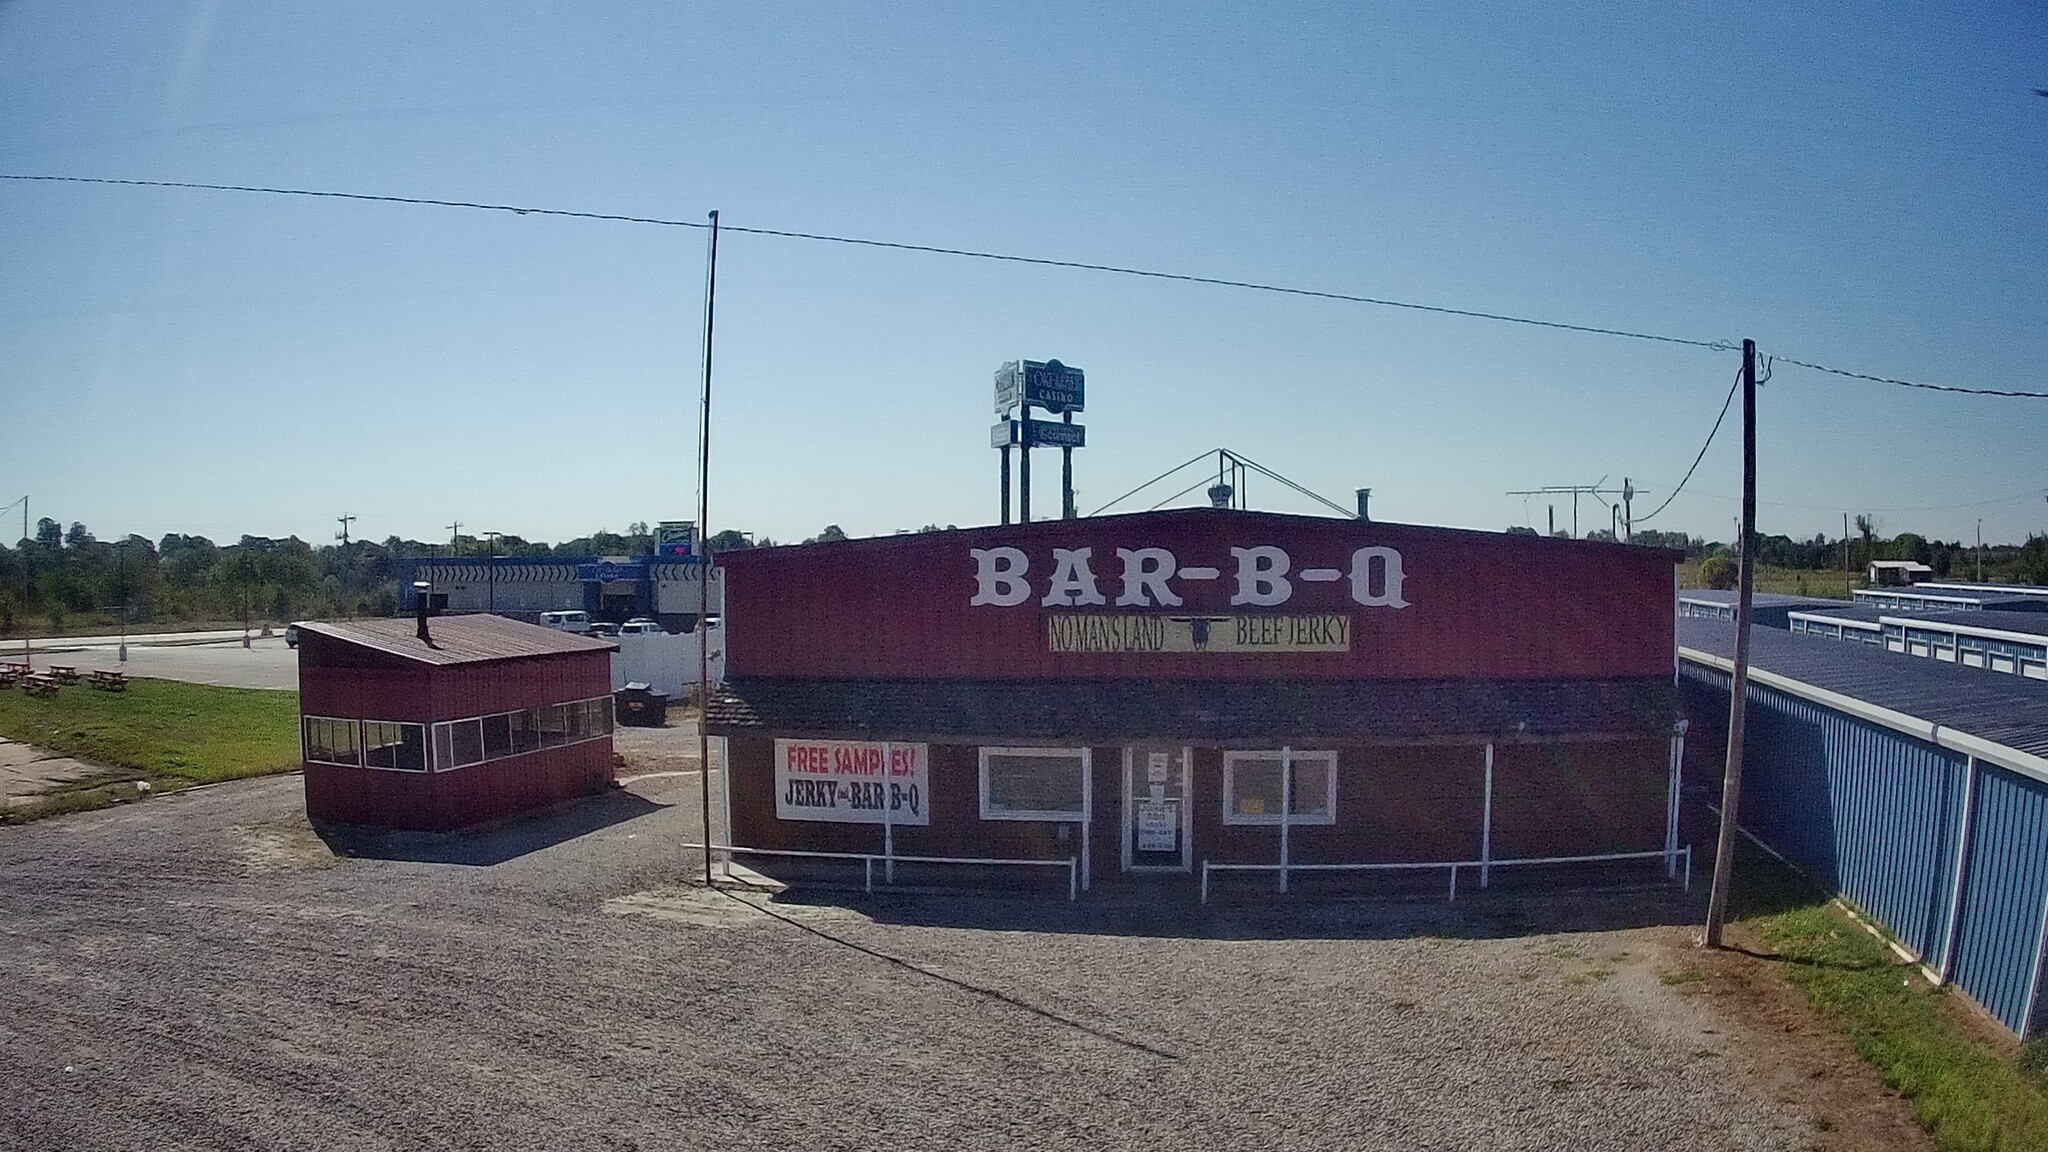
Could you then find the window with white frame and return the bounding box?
[362,721,428,772]
[302,717,360,767]
[1222,750,1337,825]
[979,747,1089,821]
[432,718,486,772]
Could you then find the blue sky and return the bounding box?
[3,2,2044,549]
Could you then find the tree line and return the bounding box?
[3,513,2041,634]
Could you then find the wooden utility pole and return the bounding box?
[696,210,720,888]
[1704,339,1758,948]
[1843,512,1851,597]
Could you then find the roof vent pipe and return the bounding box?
[1356,488,1372,521]
[1207,483,1234,508]
[413,580,433,642]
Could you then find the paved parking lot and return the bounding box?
[0,767,1861,1151]
[20,631,298,690]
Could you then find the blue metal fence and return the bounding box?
[1681,659,2048,1035]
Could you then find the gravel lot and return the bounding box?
[0,759,1836,1151]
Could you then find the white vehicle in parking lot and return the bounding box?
[616,618,664,636]
[539,610,592,634]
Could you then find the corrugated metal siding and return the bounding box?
[1682,658,2048,1035]
[722,508,1679,682]
[1950,768,2048,1034]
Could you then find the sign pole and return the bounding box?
[1279,746,1292,894]
[1018,401,1032,523]
[1000,444,1012,525]
[694,209,720,888]
[1704,339,1758,948]
[1061,411,1075,519]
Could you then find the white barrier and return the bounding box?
[611,627,724,699]
[678,842,1078,902]
[1200,845,1691,905]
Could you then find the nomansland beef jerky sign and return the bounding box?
[1047,613,1351,653]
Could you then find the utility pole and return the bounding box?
[336,512,355,547]
[1704,338,1758,949]
[446,521,461,556]
[483,531,503,613]
[695,209,720,889]
[1547,505,1555,536]
[1622,477,1634,544]
[1977,519,1984,582]
[1061,410,1076,520]
[1843,512,1851,598]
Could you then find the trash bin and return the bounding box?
[614,682,670,727]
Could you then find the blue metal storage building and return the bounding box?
[1787,605,2048,681]
[1679,619,2048,1036]
[1676,590,1842,629]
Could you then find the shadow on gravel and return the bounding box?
[314,787,666,866]
[743,872,1708,943]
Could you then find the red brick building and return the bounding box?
[296,615,618,831]
[707,508,1688,898]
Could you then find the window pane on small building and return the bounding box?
[482,713,513,759]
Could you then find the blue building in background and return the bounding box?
[1680,618,2048,1036]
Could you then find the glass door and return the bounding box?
[1123,746,1191,872]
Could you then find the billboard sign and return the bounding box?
[991,420,1020,448]
[1022,359,1085,413]
[994,361,1022,414]
[774,739,931,824]
[656,521,696,557]
[1023,419,1084,449]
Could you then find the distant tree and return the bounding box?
[2021,535,2048,586]
[65,522,95,548]
[1854,514,1877,568]
[35,517,61,550]
[1505,526,1539,536]
[1698,554,1738,590]
[627,520,650,537]
[706,529,753,552]
[1890,532,1931,565]
[814,525,848,543]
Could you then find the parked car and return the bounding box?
[539,610,592,634]
[588,621,620,638]
[617,619,665,636]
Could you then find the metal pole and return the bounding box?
[1704,339,1758,948]
[882,740,894,884]
[1843,513,1851,598]
[1977,520,1984,583]
[118,539,128,663]
[1061,411,1075,519]
[1000,444,1012,526]
[1018,406,1032,523]
[1937,755,1978,984]
[695,209,720,888]
[1278,746,1292,894]
[1623,477,1633,544]
[1480,742,1494,888]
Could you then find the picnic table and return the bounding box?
[0,668,19,689]
[20,674,58,698]
[88,669,127,691]
[48,665,81,686]
[0,661,29,677]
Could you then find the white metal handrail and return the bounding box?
[1200,845,1691,904]
[679,842,1078,902]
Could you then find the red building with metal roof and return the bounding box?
[706,507,1691,900]
[295,614,618,830]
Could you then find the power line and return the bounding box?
[6,172,2044,399]
[0,174,1732,352]
[1634,365,1743,524]
[1767,354,2048,400]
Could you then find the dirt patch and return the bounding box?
[1646,922,1936,1152]
[232,820,341,874]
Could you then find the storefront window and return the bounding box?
[1223,751,1336,825]
[432,719,486,771]
[980,747,1089,821]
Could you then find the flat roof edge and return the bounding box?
[1678,646,2048,786]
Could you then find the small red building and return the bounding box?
[295,614,618,831]
[707,507,1689,899]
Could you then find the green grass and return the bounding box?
[1735,847,2048,1151]
[0,677,301,787]
[1678,559,1857,599]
